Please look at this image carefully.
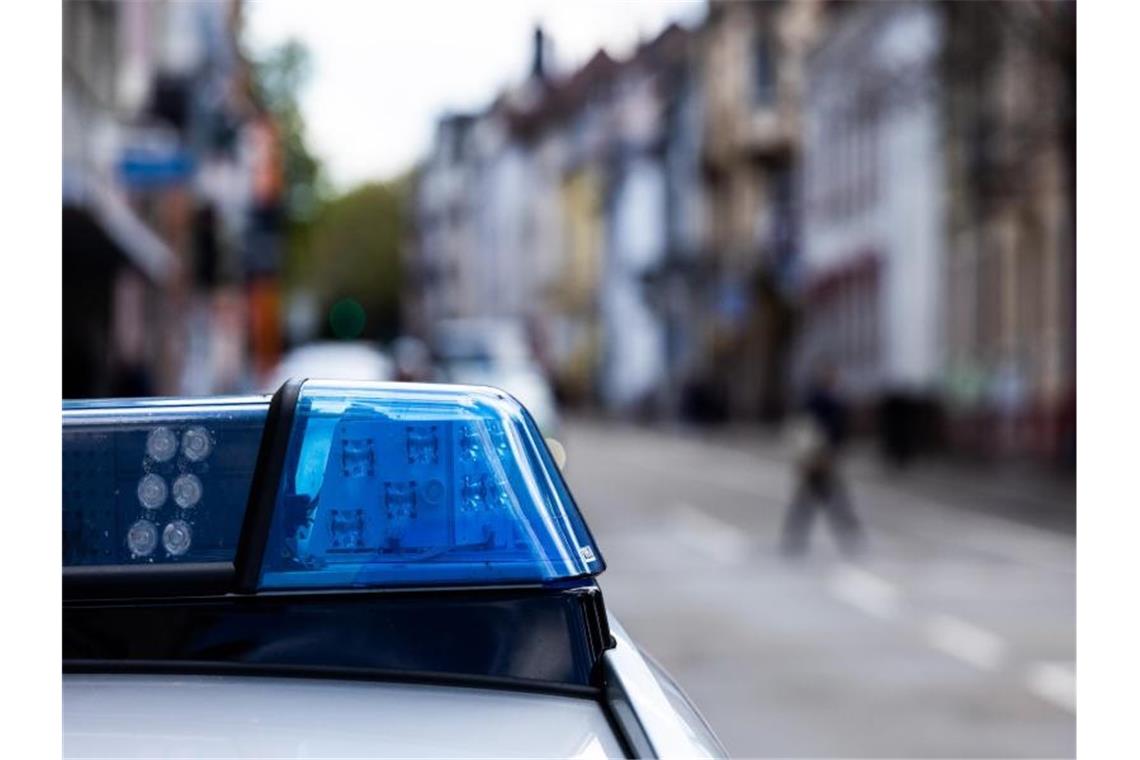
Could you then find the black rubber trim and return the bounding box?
[64,581,610,687]
[603,660,657,759]
[233,377,304,593]
[62,659,601,699]
[574,584,613,660]
[63,578,590,608]
[63,562,234,600]
[597,691,642,759]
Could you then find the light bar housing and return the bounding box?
[62,381,604,594]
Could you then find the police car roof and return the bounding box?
[64,674,624,759]
[61,380,727,758]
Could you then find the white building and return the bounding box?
[412,24,698,414]
[599,56,670,412]
[799,2,945,404]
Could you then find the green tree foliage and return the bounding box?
[253,38,327,218]
[251,39,406,340]
[303,180,409,340]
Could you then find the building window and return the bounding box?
[753,30,776,107]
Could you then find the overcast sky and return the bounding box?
[245,0,706,190]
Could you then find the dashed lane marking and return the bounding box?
[589,439,1073,714]
[667,503,752,565]
[827,564,901,620]
[922,613,1008,672]
[1026,661,1076,713]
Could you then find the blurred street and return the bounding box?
[60,2,1077,756]
[561,418,1075,758]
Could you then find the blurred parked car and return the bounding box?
[391,335,433,382]
[263,341,394,391]
[431,319,560,435]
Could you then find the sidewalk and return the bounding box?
[645,421,1076,536]
[855,451,1076,535]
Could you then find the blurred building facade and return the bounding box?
[409,22,713,417]
[697,0,823,421]
[63,0,283,398]
[407,0,1075,464]
[798,1,948,460]
[797,0,1075,462]
[939,1,1076,462]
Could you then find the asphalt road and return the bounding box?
[559,419,1076,758]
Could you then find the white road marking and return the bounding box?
[827,564,901,620]
[667,504,751,565]
[1026,661,1076,713]
[923,613,1007,672]
[589,428,1075,717]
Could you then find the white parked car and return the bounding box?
[431,319,560,435]
[262,341,394,392]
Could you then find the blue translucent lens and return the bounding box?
[258,381,604,590]
[63,396,269,566]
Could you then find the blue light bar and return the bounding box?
[63,396,270,566]
[258,381,604,590]
[62,382,605,592]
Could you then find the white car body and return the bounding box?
[63,616,722,758]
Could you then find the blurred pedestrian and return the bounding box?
[781,362,865,557]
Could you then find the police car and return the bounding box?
[63,380,725,758]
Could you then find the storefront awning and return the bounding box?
[63,169,176,285]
